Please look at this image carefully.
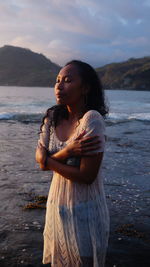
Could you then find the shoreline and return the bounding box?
[0,84,150,92]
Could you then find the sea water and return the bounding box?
[0,86,150,123]
[0,86,150,266]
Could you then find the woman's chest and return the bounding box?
[48,120,85,153]
[55,119,79,142]
[48,128,65,153]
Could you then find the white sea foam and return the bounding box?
[108,112,150,122]
[0,112,43,122]
[0,111,150,123]
[0,112,13,120]
[128,113,150,121]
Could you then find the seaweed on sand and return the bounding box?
[23,195,47,210]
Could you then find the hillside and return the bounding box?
[0,45,149,90]
[0,45,61,86]
[96,57,150,90]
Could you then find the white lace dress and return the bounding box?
[39,110,109,267]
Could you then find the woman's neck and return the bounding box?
[66,103,86,122]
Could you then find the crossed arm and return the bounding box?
[35,134,103,184]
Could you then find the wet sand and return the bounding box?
[0,120,150,267]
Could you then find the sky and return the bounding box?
[0,0,150,67]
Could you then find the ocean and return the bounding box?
[0,86,150,123]
[0,86,150,267]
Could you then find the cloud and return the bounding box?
[0,0,150,67]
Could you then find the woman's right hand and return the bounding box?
[65,131,101,157]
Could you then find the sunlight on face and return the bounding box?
[54,64,84,106]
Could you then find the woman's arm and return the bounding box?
[40,152,103,184]
[36,144,68,164]
[37,110,105,184]
[52,134,100,160]
[36,133,101,164]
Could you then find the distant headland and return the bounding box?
[0,45,149,90]
[0,45,61,87]
[96,57,150,91]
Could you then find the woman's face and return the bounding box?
[54,64,84,106]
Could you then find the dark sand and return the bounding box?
[0,120,150,267]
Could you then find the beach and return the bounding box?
[0,87,150,266]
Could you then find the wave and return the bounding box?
[0,111,150,123]
[107,112,150,123]
[0,112,43,123]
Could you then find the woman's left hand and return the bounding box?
[35,142,47,165]
[65,133,101,157]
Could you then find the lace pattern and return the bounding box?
[39,110,109,266]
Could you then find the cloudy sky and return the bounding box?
[0,0,150,67]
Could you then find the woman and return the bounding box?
[36,60,109,267]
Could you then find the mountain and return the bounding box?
[96,57,150,90]
[0,45,149,90]
[0,45,61,87]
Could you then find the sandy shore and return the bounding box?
[0,120,150,267]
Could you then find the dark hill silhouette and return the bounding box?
[0,45,61,86]
[96,57,150,90]
[0,45,149,90]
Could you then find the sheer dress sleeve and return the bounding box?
[37,108,54,151]
[38,117,51,150]
[81,110,106,153]
[66,110,106,166]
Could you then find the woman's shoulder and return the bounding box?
[80,110,106,134]
[82,110,103,122]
